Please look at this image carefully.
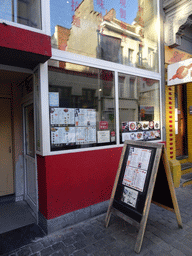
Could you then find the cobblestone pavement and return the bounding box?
[3,185,192,256]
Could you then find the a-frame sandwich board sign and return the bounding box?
[105,140,182,254]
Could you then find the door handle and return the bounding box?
[9,146,11,153]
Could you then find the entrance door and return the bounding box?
[0,98,14,196]
[175,84,188,157]
[23,102,38,220]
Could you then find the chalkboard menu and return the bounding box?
[105,140,182,253]
[113,144,156,223]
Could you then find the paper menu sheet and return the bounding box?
[75,127,96,144]
[51,127,96,145]
[122,147,152,192]
[122,167,147,192]
[127,147,151,171]
[87,126,96,143]
[50,108,75,125]
[121,186,138,208]
[75,109,96,127]
[51,127,76,144]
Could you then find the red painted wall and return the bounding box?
[37,147,122,220]
[0,23,51,57]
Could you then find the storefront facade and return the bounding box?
[0,0,163,234]
[164,0,192,187]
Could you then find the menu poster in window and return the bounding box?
[64,127,76,144]
[50,108,75,125]
[122,132,137,141]
[51,127,76,144]
[121,186,138,208]
[141,121,149,130]
[129,122,137,131]
[87,109,96,126]
[87,126,96,143]
[49,92,59,107]
[122,133,129,142]
[75,109,96,127]
[50,108,59,125]
[97,130,110,143]
[63,108,75,125]
[154,121,160,129]
[75,109,87,127]
[136,132,143,141]
[76,127,87,144]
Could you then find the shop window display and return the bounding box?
[48,60,116,151]
[119,74,160,143]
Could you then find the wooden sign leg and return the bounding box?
[134,216,148,253]
[135,146,163,253]
[162,147,183,228]
[105,210,112,228]
[105,145,127,228]
[134,191,155,254]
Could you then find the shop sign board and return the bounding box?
[105,140,182,253]
[168,58,192,86]
[99,121,108,130]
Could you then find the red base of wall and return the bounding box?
[37,147,122,220]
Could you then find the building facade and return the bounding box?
[0,0,163,234]
[164,0,192,187]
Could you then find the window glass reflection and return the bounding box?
[51,0,159,72]
[48,60,116,151]
[119,73,161,143]
[0,0,41,29]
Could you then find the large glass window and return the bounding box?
[50,0,159,72]
[48,60,116,151]
[119,73,161,143]
[0,0,41,29]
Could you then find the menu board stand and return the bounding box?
[105,141,182,254]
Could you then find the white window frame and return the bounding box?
[0,0,50,35]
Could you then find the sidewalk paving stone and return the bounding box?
[3,185,192,256]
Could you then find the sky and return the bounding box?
[50,0,138,35]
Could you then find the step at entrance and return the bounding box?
[180,162,192,187]
[181,162,192,171]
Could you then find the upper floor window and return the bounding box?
[128,48,134,66]
[0,0,42,29]
[50,0,159,72]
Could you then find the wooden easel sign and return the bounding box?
[105,140,182,254]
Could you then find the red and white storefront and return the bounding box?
[0,0,164,234]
